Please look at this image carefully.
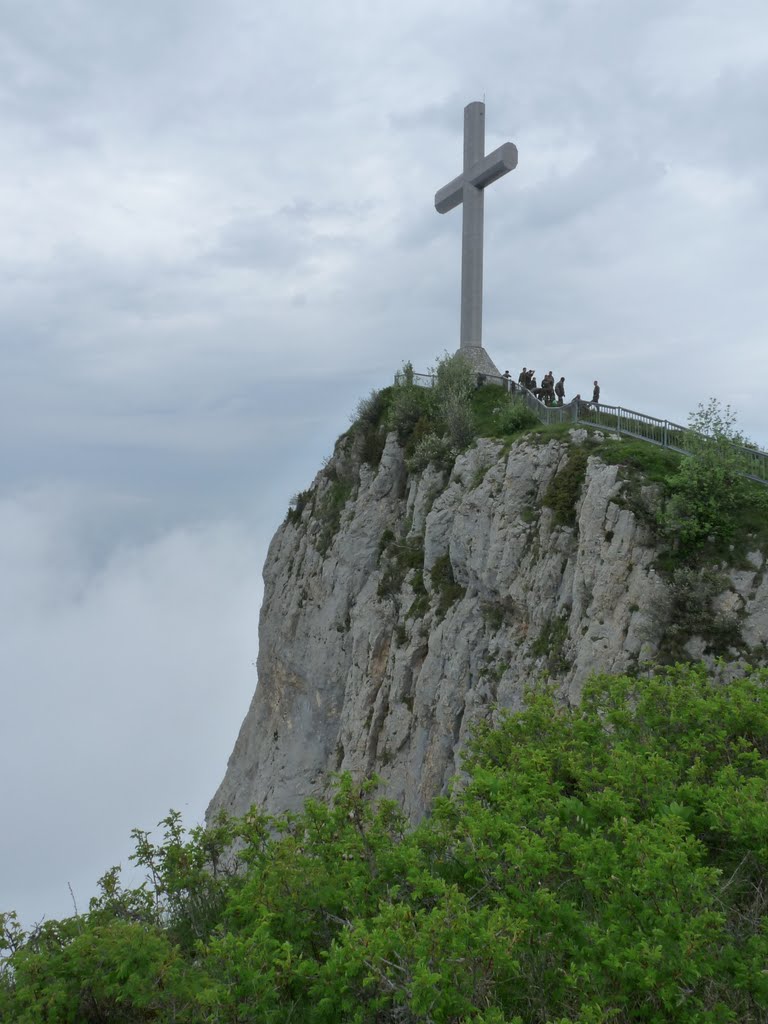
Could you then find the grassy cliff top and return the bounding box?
[343,368,768,570]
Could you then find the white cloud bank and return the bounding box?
[0,488,262,927]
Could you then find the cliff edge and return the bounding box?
[208,415,768,824]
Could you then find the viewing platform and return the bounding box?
[394,369,768,486]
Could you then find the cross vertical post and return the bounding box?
[461,101,485,349]
[435,101,518,371]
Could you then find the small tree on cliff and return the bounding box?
[432,350,476,448]
[660,397,752,549]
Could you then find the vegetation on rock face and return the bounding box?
[542,448,590,527]
[530,613,570,672]
[470,383,539,438]
[432,351,476,449]
[5,664,768,1022]
[662,565,744,659]
[339,380,767,562]
[394,352,477,471]
[286,487,313,525]
[350,387,391,466]
[341,375,768,600]
[630,400,768,655]
[429,553,466,619]
[408,429,458,473]
[314,465,355,555]
[658,399,766,555]
[348,356,544,476]
[295,375,766,674]
[377,532,425,600]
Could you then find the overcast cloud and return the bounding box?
[2,0,767,926]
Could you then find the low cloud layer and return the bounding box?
[0,489,263,926]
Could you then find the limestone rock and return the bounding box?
[207,430,768,825]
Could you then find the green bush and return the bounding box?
[441,392,475,448]
[432,350,474,405]
[350,388,390,466]
[660,399,752,551]
[433,351,476,448]
[662,565,742,658]
[383,353,481,466]
[492,397,539,434]
[388,382,432,443]
[6,666,768,1022]
[407,431,457,472]
[385,361,437,449]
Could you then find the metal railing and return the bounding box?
[393,370,768,485]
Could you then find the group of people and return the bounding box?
[501,367,600,409]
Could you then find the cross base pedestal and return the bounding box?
[458,345,501,377]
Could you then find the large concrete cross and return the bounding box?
[435,101,517,372]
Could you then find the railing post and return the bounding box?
[663,421,668,449]
[617,408,621,437]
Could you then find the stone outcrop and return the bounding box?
[208,429,768,825]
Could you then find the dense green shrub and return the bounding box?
[492,396,539,434]
[388,376,433,446]
[5,666,768,1022]
[407,431,457,472]
[387,354,476,462]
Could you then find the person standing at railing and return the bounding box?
[518,367,528,388]
[591,381,600,408]
[555,376,565,406]
[502,370,512,392]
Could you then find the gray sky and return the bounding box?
[2,0,767,927]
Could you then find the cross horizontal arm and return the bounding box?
[467,142,518,189]
[434,173,464,214]
[434,141,519,215]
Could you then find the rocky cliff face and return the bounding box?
[207,428,768,824]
